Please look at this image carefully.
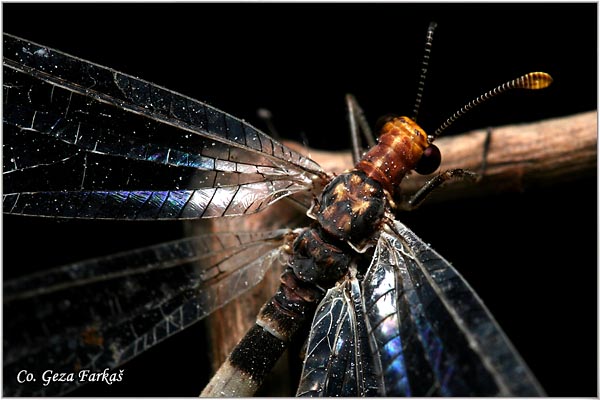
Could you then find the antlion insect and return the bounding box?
[200,23,552,396]
[3,22,551,396]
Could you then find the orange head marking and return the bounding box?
[379,116,430,155]
[356,116,437,194]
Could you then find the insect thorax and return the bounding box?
[311,170,387,246]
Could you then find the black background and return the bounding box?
[3,3,597,397]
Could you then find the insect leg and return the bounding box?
[399,169,479,211]
[346,94,376,164]
[407,127,491,212]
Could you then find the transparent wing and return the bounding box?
[361,221,545,396]
[296,271,380,397]
[3,229,292,396]
[3,34,328,220]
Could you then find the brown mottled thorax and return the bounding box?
[356,116,430,195]
[310,170,386,247]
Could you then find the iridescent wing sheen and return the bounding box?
[297,221,544,397]
[3,229,292,396]
[296,271,380,397]
[3,34,327,220]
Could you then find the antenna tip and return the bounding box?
[522,72,553,90]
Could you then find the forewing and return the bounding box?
[3,229,291,396]
[361,221,544,396]
[296,272,380,397]
[3,34,327,220]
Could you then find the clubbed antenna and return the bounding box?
[411,22,438,122]
[430,71,553,142]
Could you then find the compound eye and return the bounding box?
[374,113,399,134]
[415,144,441,175]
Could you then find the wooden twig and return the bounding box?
[189,110,597,395]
